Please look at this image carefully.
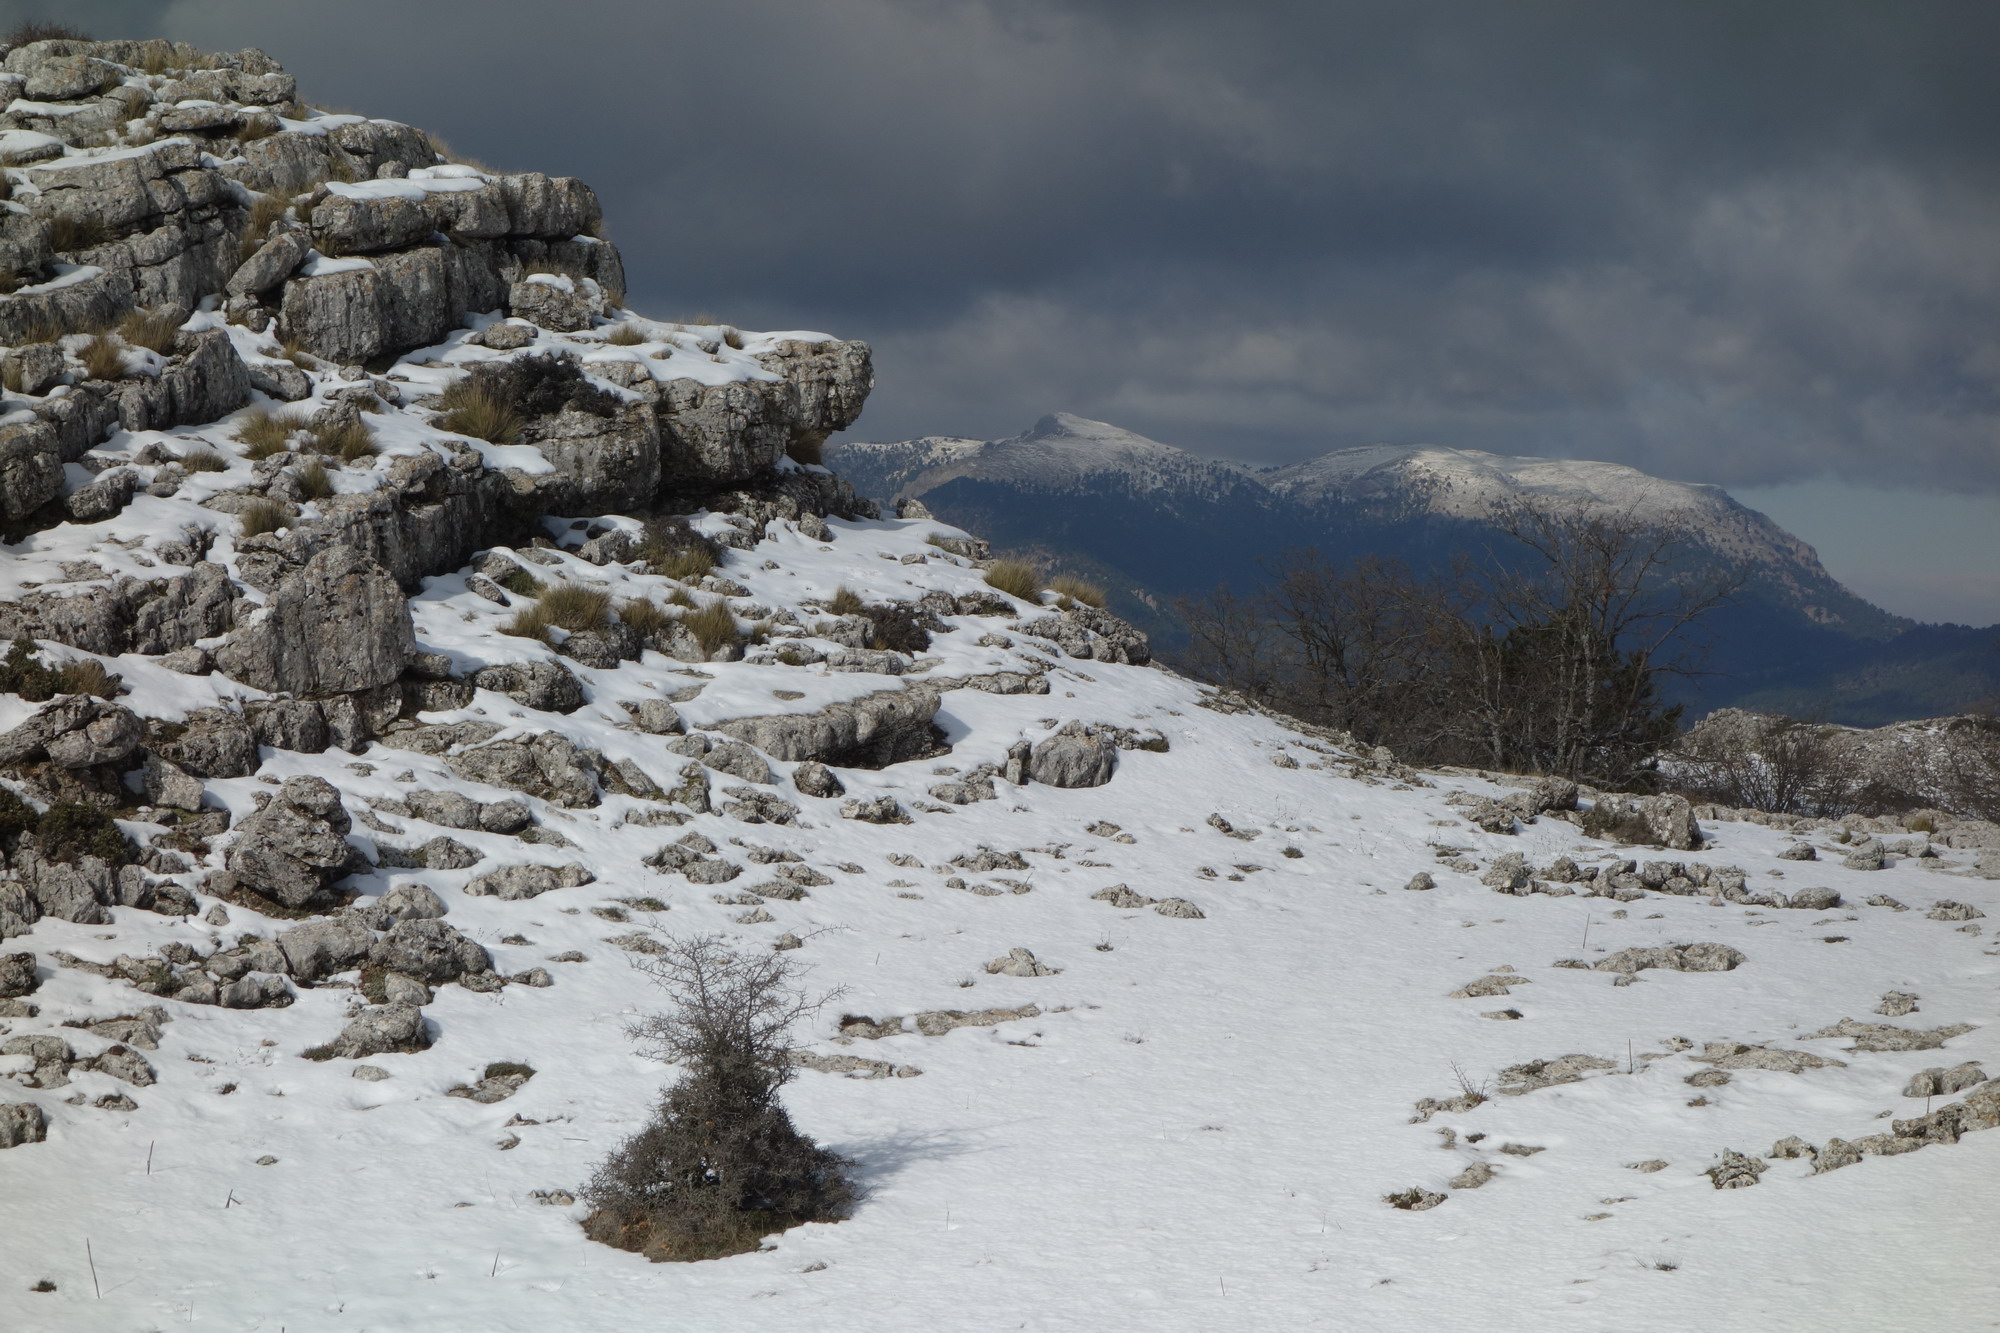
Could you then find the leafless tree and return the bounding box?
[583,935,853,1261]
[1173,503,1741,786]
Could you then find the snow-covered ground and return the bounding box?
[2,500,1996,1330]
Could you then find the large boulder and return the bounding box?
[444,732,599,807]
[713,687,943,770]
[656,340,873,486]
[216,547,413,697]
[6,849,147,927]
[0,421,64,520]
[110,329,252,434]
[221,775,360,909]
[464,863,593,901]
[0,696,143,769]
[1028,722,1118,789]
[1018,606,1150,666]
[0,952,39,998]
[471,659,584,714]
[315,1003,430,1060]
[276,916,377,982]
[152,707,259,778]
[0,1102,46,1149]
[367,917,492,985]
[1581,793,1702,851]
[0,564,239,658]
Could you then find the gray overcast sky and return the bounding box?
[20,0,2000,619]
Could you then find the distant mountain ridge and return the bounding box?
[831,414,1997,723]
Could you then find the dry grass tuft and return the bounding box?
[1050,573,1107,609]
[233,408,301,459]
[828,586,863,616]
[437,376,524,445]
[180,448,229,473]
[78,335,126,380]
[278,337,317,369]
[618,598,672,638]
[54,658,120,699]
[502,602,552,642]
[536,582,612,633]
[311,418,378,463]
[7,21,92,43]
[118,309,182,355]
[48,215,111,253]
[983,559,1042,601]
[681,600,740,652]
[294,457,333,499]
[235,115,281,143]
[237,499,290,538]
[721,327,746,350]
[603,322,648,346]
[638,516,721,583]
[665,586,695,609]
[240,195,288,258]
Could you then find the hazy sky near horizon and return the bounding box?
[22,0,2000,620]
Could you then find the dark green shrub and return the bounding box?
[863,603,931,654]
[0,637,60,700]
[582,936,853,1262]
[0,786,37,841]
[34,802,131,865]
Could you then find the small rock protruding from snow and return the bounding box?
[984,948,1058,978]
[314,1004,430,1061]
[1706,1150,1768,1189]
[793,761,845,798]
[841,795,910,825]
[1903,1063,1987,1098]
[1591,943,1745,974]
[1384,1187,1446,1211]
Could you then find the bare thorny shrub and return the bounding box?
[1177,503,1741,788]
[1669,709,1869,817]
[1668,707,2000,822]
[583,936,856,1261]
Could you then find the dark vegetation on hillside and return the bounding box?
[1178,504,1738,790]
[854,469,2000,728]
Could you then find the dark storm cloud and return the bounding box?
[19,0,2000,486]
